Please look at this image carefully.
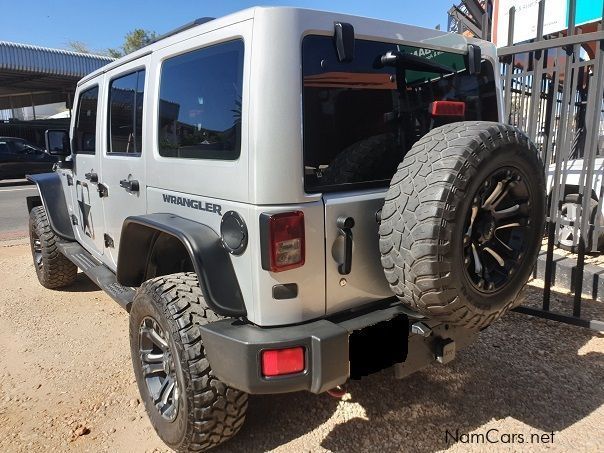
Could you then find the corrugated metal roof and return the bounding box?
[0,41,114,78]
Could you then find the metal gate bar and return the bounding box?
[499,0,604,331]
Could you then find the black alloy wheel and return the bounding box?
[138,316,179,422]
[462,167,534,294]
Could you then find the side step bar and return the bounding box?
[57,241,135,311]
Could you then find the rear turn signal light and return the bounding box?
[261,211,305,272]
[261,347,305,377]
[430,100,466,117]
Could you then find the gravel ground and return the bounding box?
[0,239,603,452]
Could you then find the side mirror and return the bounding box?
[45,129,71,156]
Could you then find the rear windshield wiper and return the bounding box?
[377,51,455,74]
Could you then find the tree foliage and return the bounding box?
[66,40,92,54]
[107,29,158,58]
[66,29,158,58]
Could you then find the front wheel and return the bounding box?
[28,206,77,288]
[129,272,247,452]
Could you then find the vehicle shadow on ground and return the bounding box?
[217,287,604,452]
[57,272,99,293]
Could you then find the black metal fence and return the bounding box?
[498,0,604,331]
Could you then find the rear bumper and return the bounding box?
[200,316,350,394]
[200,300,476,395]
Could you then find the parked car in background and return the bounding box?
[548,157,604,252]
[0,137,57,180]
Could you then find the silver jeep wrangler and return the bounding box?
[27,7,545,452]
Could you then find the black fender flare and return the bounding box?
[26,173,75,241]
[117,213,246,318]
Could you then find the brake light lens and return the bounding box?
[261,347,305,377]
[266,211,305,272]
[430,100,466,117]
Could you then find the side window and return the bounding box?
[73,86,99,154]
[158,40,244,160]
[108,70,145,154]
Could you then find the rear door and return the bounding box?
[301,35,498,314]
[100,62,148,268]
[323,190,392,314]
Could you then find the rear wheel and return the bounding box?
[28,206,77,289]
[130,272,247,452]
[379,122,545,329]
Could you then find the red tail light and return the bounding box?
[261,347,305,377]
[261,211,305,272]
[430,100,466,117]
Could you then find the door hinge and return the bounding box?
[97,183,108,198]
[66,174,73,186]
[70,214,78,225]
[104,234,114,248]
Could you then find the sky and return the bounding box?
[1,0,454,53]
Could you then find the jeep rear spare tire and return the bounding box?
[379,122,545,329]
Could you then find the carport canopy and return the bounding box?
[0,41,113,111]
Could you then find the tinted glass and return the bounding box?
[158,40,244,160]
[302,36,498,192]
[73,86,99,154]
[108,70,145,154]
[11,139,42,153]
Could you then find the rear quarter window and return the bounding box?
[157,40,244,160]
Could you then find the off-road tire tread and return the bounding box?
[379,121,543,329]
[29,206,77,288]
[136,272,247,452]
[320,133,398,185]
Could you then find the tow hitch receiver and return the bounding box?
[436,338,456,364]
[394,322,477,379]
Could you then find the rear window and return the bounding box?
[302,35,498,192]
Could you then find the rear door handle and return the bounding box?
[84,172,98,183]
[336,216,355,275]
[119,179,140,192]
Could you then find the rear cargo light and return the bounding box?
[261,211,305,272]
[261,347,305,377]
[430,100,466,117]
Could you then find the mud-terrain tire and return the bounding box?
[28,206,77,289]
[130,272,247,452]
[320,133,399,185]
[379,122,545,329]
